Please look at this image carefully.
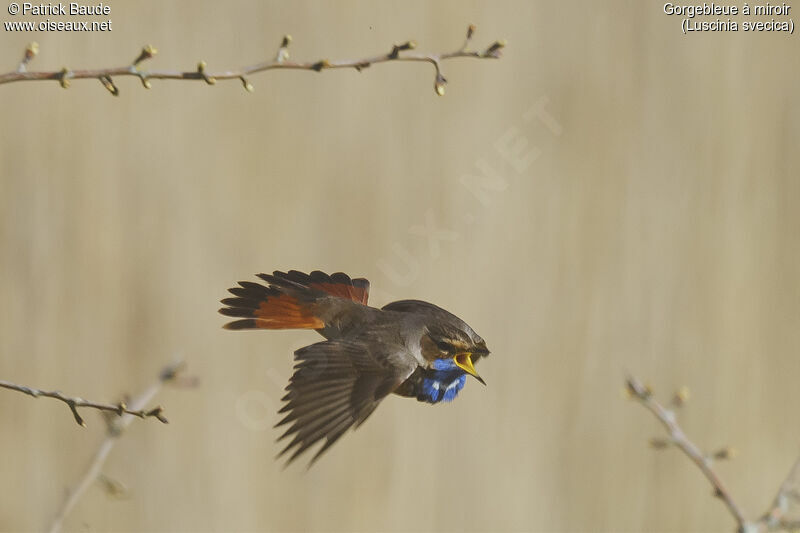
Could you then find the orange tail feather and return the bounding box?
[220,282,324,330]
[220,271,370,331]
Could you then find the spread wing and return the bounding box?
[276,335,416,466]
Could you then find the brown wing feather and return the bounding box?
[275,339,412,466]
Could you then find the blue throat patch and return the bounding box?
[419,359,468,404]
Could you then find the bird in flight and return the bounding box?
[219,270,490,466]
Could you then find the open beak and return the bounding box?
[454,352,486,385]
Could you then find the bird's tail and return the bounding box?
[219,270,369,331]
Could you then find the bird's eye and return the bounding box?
[435,340,452,353]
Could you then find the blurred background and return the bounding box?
[1,1,798,531]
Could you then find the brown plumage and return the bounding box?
[220,270,490,466]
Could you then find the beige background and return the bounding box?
[1,1,799,531]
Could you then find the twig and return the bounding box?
[625,376,751,531]
[626,376,800,533]
[0,26,506,96]
[0,377,169,427]
[47,360,194,533]
[759,457,800,531]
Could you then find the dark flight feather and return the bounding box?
[275,338,413,466]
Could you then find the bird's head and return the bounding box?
[421,327,489,384]
[418,310,490,403]
[382,299,490,403]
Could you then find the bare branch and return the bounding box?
[0,26,506,96]
[0,376,171,427]
[47,360,195,533]
[759,457,800,531]
[625,376,751,531]
[626,376,800,533]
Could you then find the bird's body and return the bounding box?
[220,270,490,465]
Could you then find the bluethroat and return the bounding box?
[219,270,490,465]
